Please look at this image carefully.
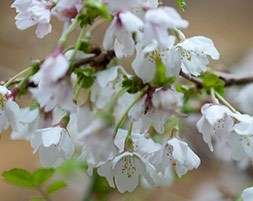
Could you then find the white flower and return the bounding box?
[132,36,176,83]
[30,126,74,167]
[0,86,20,133]
[129,88,183,134]
[150,138,201,177]
[242,186,253,201]
[52,0,81,22]
[197,103,253,162]
[113,92,137,123]
[132,41,159,83]
[142,7,188,48]
[196,103,234,151]
[169,36,220,76]
[103,11,143,58]
[97,129,162,192]
[30,78,76,112]
[90,66,127,109]
[30,52,74,112]
[11,107,40,140]
[32,52,69,85]
[97,152,155,193]
[230,113,253,161]
[11,0,54,38]
[78,120,118,175]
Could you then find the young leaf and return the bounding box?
[176,0,187,12]
[47,180,67,195]
[33,168,54,187]
[2,168,34,188]
[202,73,225,95]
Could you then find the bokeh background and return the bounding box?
[1,0,253,200]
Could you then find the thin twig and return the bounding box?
[211,70,253,86]
[179,71,203,88]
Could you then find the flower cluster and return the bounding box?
[4,0,252,200]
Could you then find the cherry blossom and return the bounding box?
[11,0,55,38]
[169,36,220,76]
[150,138,201,177]
[197,103,235,151]
[142,6,188,48]
[90,66,127,109]
[30,126,74,167]
[52,0,81,23]
[0,86,20,133]
[103,11,143,58]
[11,107,40,140]
[129,88,183,134]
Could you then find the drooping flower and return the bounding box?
[30,50,75,112]
[103,11,143,58]
[129,88,183,134]
[30,126,74,167]
[32,51,70,85]
[11,0,55,38]
[97,129,160,192]
[0,86,20,133]
[11,107,40,140]
[30,78,76,112]
[78,120,119,175]
[51,0,81,23]
[97,152,156,193]
[196,103,235,151]
[90,66,127,109]
[168,36,220,76]
[141,6,188,48]
[150,138,201,177]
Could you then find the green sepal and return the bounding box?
[176,85,197,103]
[122,76,144,94]
[74,67,96,89]
[154,59,175,87]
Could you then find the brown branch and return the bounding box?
[73,50,115,69]
[179,71,203,88]
[211,70,253,87]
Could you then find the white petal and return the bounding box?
[41,127,62,147]
[242,187,253,201]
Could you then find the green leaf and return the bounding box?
[79,0,111,26]
[2,168,34,188]
[202,73,225,95]
[176,0,187,12]
[74,67,96,89]
[122,76,144,94]
[47,180,67,195]
[33,168,54,187]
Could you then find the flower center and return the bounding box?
[121,156,137,178]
